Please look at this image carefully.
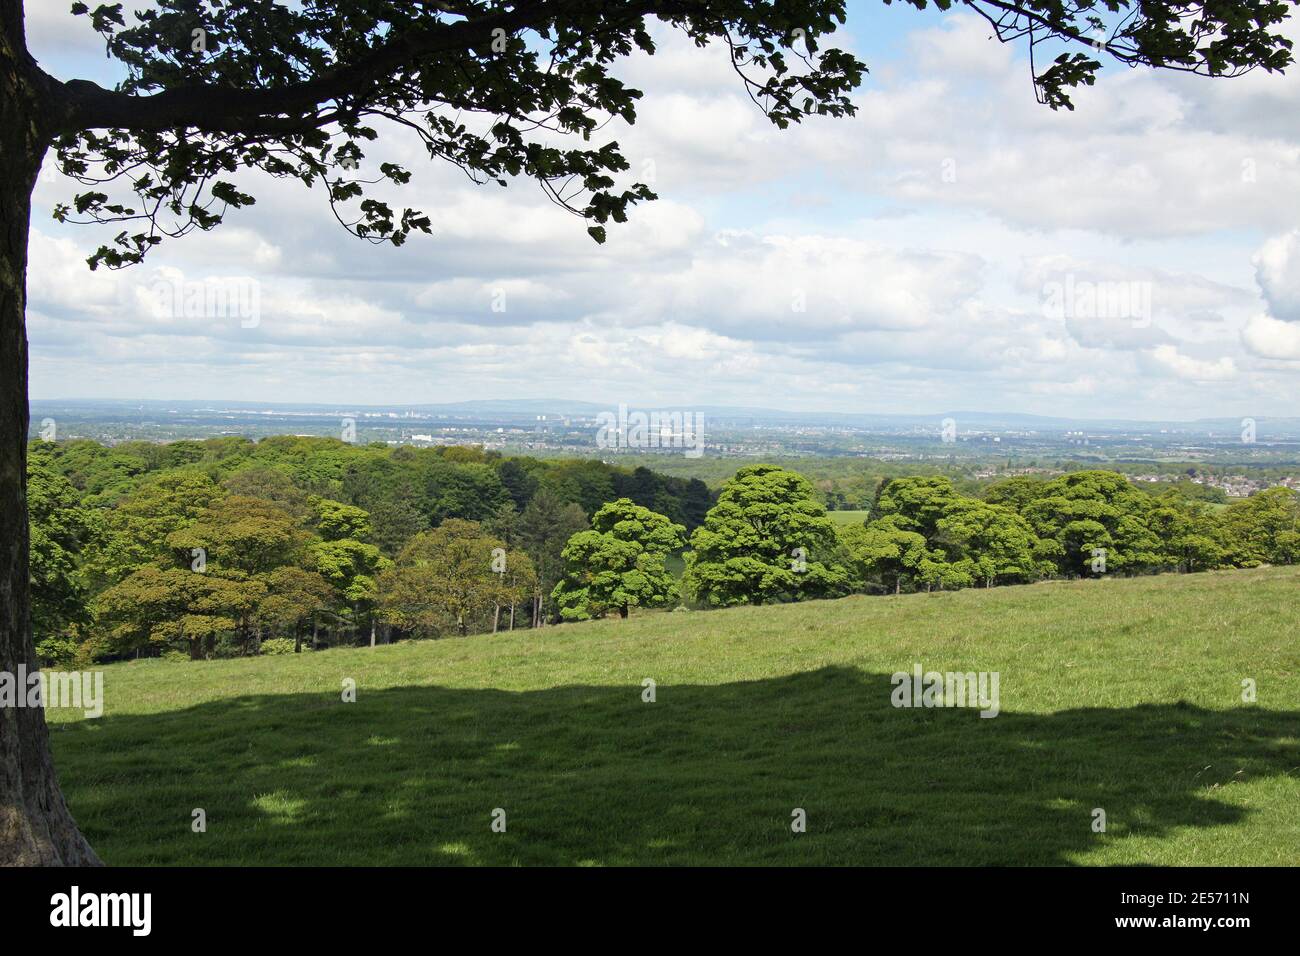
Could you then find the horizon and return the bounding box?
[27,394,1295,428]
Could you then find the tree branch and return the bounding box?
[52,0,635,134]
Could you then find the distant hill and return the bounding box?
[31,396,1300,436]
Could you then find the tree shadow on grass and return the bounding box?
[50,667,1300,865]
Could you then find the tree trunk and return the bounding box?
[369,619,376,648]
[0,10,100,864]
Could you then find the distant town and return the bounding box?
[30,398,1300,497]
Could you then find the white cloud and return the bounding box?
[1253,230,1300,322]
[1242,313,1300,360]
[1147,345,1237,381]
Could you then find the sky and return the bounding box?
[21,1,1300,419]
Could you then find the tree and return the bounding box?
[309,496,373,543]
[309,537,391,645]
[552,499,685,620]
[684,465,847,606]
[94,564,264,660]
[32,437,151,501]
[1220,487,1300,566]
[1021,471,1160,576]
[493,538,539,633]
[85,469,225,586]
[870,476,963,541]
[497,458,540,512]
[484,500,519,545]
[539,460,617,516]
[259,566,338,653]
[421,461,510,525]
[933,499,1045,588]
[915,553,975,593]
[367,493,430,557]
[28,454,97,665]
[165,495,305,576]
[338,455,429,554]
[1145,494,1225,573]
[852,480,1051,591]
[982,475,1048,512]
[838,521,928,595]
[517,486,590,626]
[0,0,1292,871]
[377,520,533,637]
[222,466,311,520]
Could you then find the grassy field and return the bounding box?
[49,567,1300,866]
[828,509,871,525]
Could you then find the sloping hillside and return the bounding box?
[49,566,1300,865]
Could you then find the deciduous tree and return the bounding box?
[517,486,590,625]
[378,519,533,636]
[553,499,684,620]
[27,455,96,664]
[685,465,846,606]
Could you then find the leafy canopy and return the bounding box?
[53,0,866,267]
[552,498,685,620]
[685,464,848,606]
[378,519,535,636]
[39,0,1293,268]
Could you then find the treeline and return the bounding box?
[27,436,711,665]
[610,453,984,511]
[549,465,1300,614]
[635,452,1291,511]
[838,469,1294,594]
[29,440,1300,664]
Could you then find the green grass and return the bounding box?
[828,509,871,525]
[50,566,1300,866]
